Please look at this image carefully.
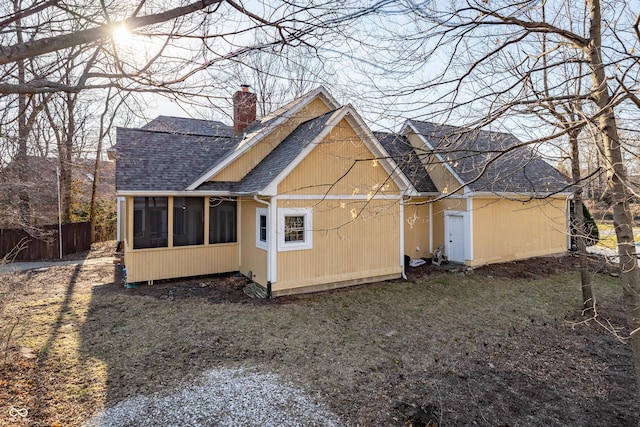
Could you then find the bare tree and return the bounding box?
[362,0,640,397]
[529,2,595,313]
[89,88,128,241]
[0,1,365,96]
[0,0,364,233]
[226,44,334,117]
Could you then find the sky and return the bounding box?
[114,0,639,152]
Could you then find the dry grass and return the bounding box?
[1,253,637,426]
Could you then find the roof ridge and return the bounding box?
[119,126,235,138]
[156,114,229,123]
[410,119,522,141]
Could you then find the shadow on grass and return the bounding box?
[77,269,259,406]
[29,253,91,423]
[40,264,82,355]
[77,271,640,426]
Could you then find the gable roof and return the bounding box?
[194,105,415,196]
[195,110,337,194]
[115,128,239,193]
[143,116,233,137]
[115,87,342,196]
[375,132,438,194]
[260,104,414,196]
[406,120,570,196]
[186,86,341,191]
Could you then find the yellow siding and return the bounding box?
[125,195,134,249]
[406,132,463,195]
[427,160,464,196]
[431,198,466,250]
[404,199,431,258]
[212,98,331,182]
[471,197,568,266]
[274,199,402,292]
[406,132,427,153]
[239,198,268,286]
[125,244,239,283]
[278,118,399,196]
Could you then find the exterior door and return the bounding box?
[446,214,465,263]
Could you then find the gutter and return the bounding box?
[116,190,255,197]
[253,195,272,299]
[466,191,573,198]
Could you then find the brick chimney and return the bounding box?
[233,84,257,136]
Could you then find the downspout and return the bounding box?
[429,202,433,255]
[400,195,407,280]
[254,195,272,299]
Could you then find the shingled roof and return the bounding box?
[117,108,340,194]
[375,132,438,194]
[122,86,568,198]
[115,128,240,192]
[408,120,569,195]
[143,116,234,137]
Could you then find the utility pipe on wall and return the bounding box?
[400,196,407,280]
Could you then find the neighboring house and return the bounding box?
[114,86,570,296]
[0,156,115,228]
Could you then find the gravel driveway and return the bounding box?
[84,368,344,427]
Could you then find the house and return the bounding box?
[114,86,570,296]
[398,121,570,266]
[0,156,115,228]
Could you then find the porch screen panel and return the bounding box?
[210,199,237,244]
[133,196,168,249]
[173,197,204,246]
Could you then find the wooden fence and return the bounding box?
[0,222,91,261]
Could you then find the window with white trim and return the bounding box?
[256,207,268,250]
[278,208,312,251]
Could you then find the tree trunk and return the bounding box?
[62,92,75,222]
[14,0,30,226]
[589,0,640,398]
[16,84,30,226]
[569,130,594,313]
[89,134,101,242]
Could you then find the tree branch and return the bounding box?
[0,0,223,65]
[466,6,589,49]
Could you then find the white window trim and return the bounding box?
[256,207,268,250]
[278,207,313,252]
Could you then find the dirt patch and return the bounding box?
[112,253,619,305]
[388,316,636,426]
[116,273,254,304]
[405,253,619,282]
[1,246,637,427]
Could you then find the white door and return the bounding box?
[446,214,465,263]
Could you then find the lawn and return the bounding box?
[1,248,638,426]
